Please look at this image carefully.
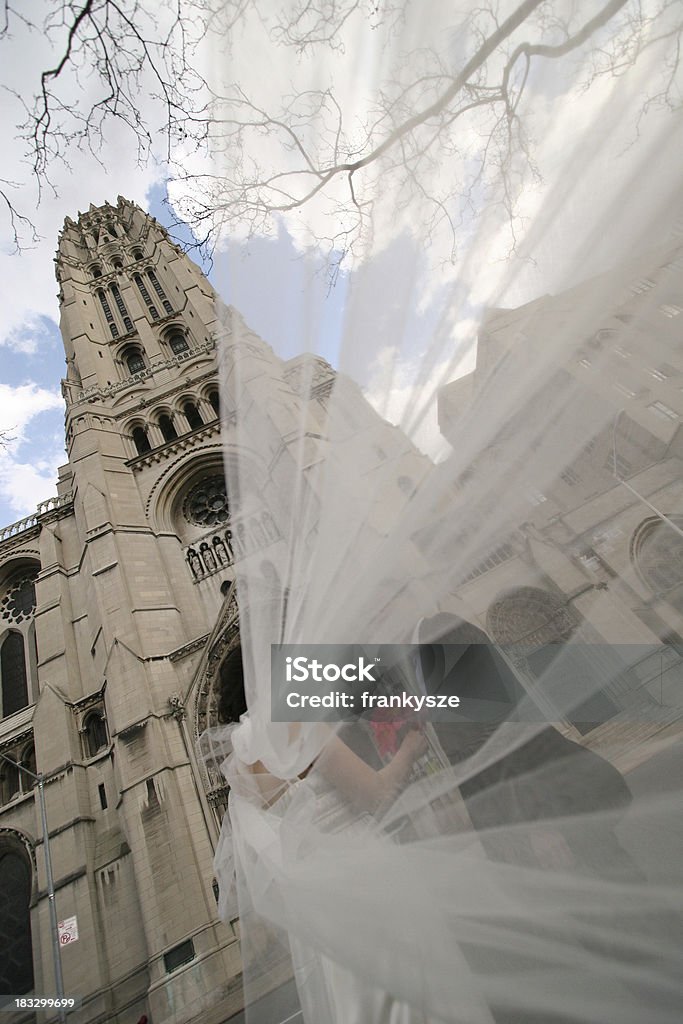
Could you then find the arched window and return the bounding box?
[159,414,178,443]
[633,516,683,614]
[134,274,159,320]
[183,402,203,431]
[0,758,20,803]
[1,569,38,722]
[168,331,189,355]
[208,390,220,416]
[1,574,36,624]
[91,265,102,278]
[0,841,34,994]
[486,587,617,735]
[125,349,146,375]
[110,284,134,334]
[133,250,144,261]
[83,710,108,758]
[97,289,119,339]
[217,646,246,726]
[132,426,151,455]
[147,270,173,315]
[112,259,123,270]
[1,631,29,718]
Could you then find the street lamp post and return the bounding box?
[0,753,67,1024]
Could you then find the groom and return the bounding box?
[415,613,634,866]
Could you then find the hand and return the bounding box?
[400,728,428,762]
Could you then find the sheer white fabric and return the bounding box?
[201,2,683,1021]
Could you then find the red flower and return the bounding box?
[368,708,415,758]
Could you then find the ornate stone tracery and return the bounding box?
[183,475,230,527]
[1,570,38,625]
[486,586,579,651]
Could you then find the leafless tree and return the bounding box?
[2,0,682,267]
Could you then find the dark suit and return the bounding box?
[417,616,633,850]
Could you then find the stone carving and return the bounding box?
[183,476,230,527]
[184,508,280,582]
[168,695,186,722]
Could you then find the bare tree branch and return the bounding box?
[1,0,681,268]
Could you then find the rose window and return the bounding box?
[183,476,230,527]
[486,586,577,648]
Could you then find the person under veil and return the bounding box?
[205,645,442,1024]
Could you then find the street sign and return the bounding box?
[57,916,79,946]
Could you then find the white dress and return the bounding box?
[210,718,456,1024]
[207,715,681,1024]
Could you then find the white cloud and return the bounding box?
[0,155,163,346]
[0,383,64,518]
[0,383,63,439]
[2,314,57,355]
[0,453,64,519]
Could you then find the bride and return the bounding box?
[206,647,438,1023]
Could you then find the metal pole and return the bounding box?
[0,754,67,1023]
[37,774,67,1024]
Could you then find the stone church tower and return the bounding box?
[0,197,425,1024]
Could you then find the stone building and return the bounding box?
[438,241,683,771]
[0,197,425,1024]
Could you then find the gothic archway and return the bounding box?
[191,587,241,825]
